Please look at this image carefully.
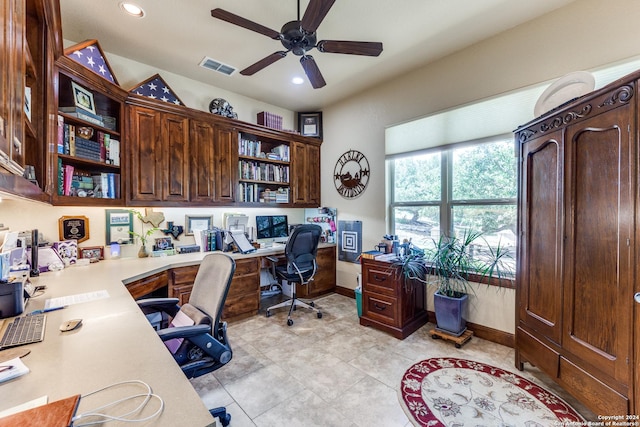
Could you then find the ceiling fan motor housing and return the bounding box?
[280,21,316,56]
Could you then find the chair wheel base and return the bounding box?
[317,312,322,319]
[287,318,294,326]
[209,407,231,426]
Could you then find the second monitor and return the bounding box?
[256,215,289,243]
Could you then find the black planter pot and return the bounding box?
[434,291,468,337]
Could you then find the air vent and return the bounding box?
[199,57,236,76]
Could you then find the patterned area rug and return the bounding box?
[399,357,586,426]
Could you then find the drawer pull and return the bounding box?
[373,274,387,282]
[374,303,387,311]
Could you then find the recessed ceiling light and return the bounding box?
[120,2,145,17]
[292,76,304,85]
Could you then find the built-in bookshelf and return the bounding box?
[237,132,290,204]
[53,62,125,205]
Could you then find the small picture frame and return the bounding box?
[153,237,173,251]
[71,81,97,115]
[79,246,104,260]
[106,209,133,244]
[185,215,213,236]
[298,112,323,139]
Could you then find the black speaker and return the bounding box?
[30,229,39,277]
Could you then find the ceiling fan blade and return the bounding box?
[211,8,280,39]
[240,51,288,76]
[317,40,383,56]
[300,55,326,89]
[300,0,336,33]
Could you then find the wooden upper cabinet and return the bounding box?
[128,105,162,202]
[162,112,189,203]
[291,140,320,206]
[127,104,189,204]
[189,119,236,204]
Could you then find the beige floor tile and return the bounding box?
[190,293,597,426]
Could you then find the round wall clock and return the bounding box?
[333,149,370,199]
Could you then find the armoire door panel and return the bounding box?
[519,132,564,343]
[563,107,633,385]
[214,126,235,203]
[189,120,215,202]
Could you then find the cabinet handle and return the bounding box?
[635,292,640,304]
[373,274,386,282]
[374,303,387,311]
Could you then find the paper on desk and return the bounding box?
[45,290,110,309]
[0,396,47,418]
[0,357,29,384]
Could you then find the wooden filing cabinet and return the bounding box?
[360,258,428,339]
[222,257,261,319]
[296,246,336,298]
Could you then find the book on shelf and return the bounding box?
[109,139,120,165]
[57,115,64,154]
[63,164,74,196]
[59,106,104,127]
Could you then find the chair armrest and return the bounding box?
[265,256,282,263]
[157,324,211,341]
[137,298,180,317]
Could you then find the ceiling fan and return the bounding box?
[211,0,383,89]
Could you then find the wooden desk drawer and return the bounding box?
[228,274,258,298]
[364,266,396,295]
[235,257,260,276]
[126,271,168,300]
[171,265,199,285]
[363,292,398,326]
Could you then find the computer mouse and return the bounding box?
[60,319,82,332]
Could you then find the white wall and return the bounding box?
[321,0,640,334]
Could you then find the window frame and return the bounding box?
[388,135,517,288]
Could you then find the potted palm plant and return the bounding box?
[394,230,513,337]
[129,210,158,258]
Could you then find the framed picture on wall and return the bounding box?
[185,215,213,236]
[71,81,97,115]
[298,112,323,139]
[106,209,133,244]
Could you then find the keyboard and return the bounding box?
[0,314,46,349]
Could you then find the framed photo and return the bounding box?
[153,237,173,251]
[185,215,213,236]
[298,112,323,139]
[79,246,104,260]
[71,81,97,115]
[106,209,133,244]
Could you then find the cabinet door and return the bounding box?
[162,112,189,202]
[563,105,633,386]
[189,119,215,203]
[213,125,235,203]
[517,129,564,344]
[298,246,335,297]
[128,105,163,201]
[291,140,320,205]
[0,0,11,157]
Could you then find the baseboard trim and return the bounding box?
[336,285,514,348]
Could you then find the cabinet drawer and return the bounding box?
[171,265,199,285]
[126,272,168,299]
[516,327,560,377]
[223,292,259,319]
[235,257,260,276]
[228,274,259,298]
[558,357,628,416]
[364,266,396,295]
[363,292,398,326]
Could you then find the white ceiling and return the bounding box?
[59,0,576,112]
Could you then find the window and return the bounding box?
[389,137,517,273]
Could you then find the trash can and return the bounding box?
[355,286,362,317]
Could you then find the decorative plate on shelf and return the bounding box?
[534,71,595,117]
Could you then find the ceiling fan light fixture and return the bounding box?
[292,76,305,85]
[120,2,145,18]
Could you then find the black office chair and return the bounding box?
[137,252,236,427]
[266,224,323,326]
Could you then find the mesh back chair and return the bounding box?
[137,252,236,426]
[266,224,323,326]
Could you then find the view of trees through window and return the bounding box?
[390,138,517,271]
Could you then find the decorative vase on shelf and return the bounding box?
[138,245,148,258]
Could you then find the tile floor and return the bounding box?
[190,293,597,426]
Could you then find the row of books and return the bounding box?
[238,160,289,183]
[238,137,290,162]
[192,229,219,252]
[56,117,120,165]
[257,111,283,130]
[59,106,104,127]
[236,184,290,203]
[57,159,119,198]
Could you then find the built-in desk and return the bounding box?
[0,244,336,425]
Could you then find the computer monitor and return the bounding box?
[256,215,289,242]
